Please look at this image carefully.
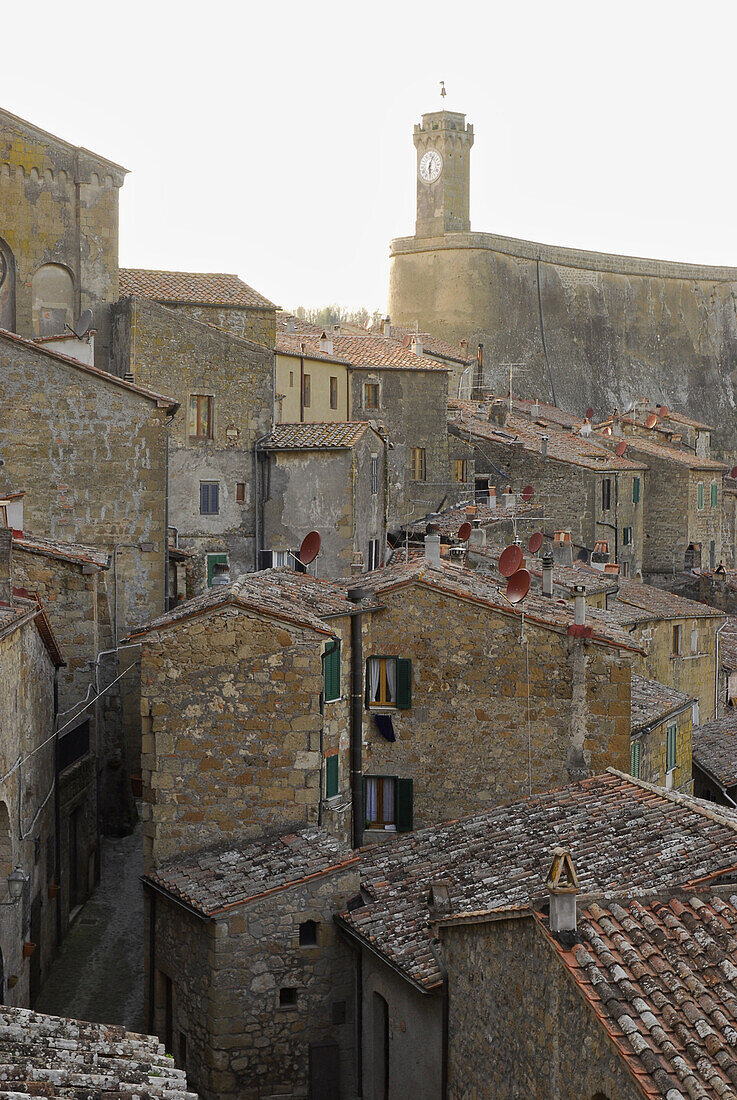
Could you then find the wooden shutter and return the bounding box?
[324,641,340,702]
[325,754,338,798]
[633,477,640,504]
[396,778,413,832]
[667,725,677,772]
[712,482,718,506]
[207,553,227,586]
[698,482,704,509]
[630,740,640,779]
[395,659,412,709]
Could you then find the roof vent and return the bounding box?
[546,847,580,933]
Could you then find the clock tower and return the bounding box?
[413,109,474,238]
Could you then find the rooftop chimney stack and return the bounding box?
[542,551,554,597]
[501,487,515,513]
[319,331,333,355]
[546,847,580,934]
[572,584,586,625]
[381,317,391,339]
[210,560,231,587]
[0,528,13,606]
[531,398,540,419]
[541,434,549,461]
[488,485,497,511]
[411,334,423,357]
[590,540,610,571]
[469,523,486,549]
[488,401,508,428]
[552,531,573,567]
[287,317,296,334]
[424,533,441,566]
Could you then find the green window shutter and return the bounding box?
[667,724,677,772]
[711,482,718,507]
[325,754,338,798]
[324,641,340,702]
[630,740,641,779]
[698,482,704,509]
[395,659,412,709]
[207,553,227,587]
[633,477,640,504]
[396,777,413,832]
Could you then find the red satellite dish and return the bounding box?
[659,405,670,417]
[522,485,534,502]
[458,521,472,542]
[731,466,737,480]
[586,407,594,419]
[299,531,321,565]
[645,413,658,429]
[529,531,543,554]
[615,441,627,457]
[499,544,523,578]
[506,568,531,604]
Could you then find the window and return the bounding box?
[711,481,718,507]
[303,374,311,408]
[199,481,219,515]
[289,370,294,388]
[367,539,381,571]
[666,724,677,773]
[279,987,298,1007]
[453,459,467,483]
[330,376,338,410]
[632,476,641,504]
[325,754,339,798]
[690,627,698,654]
[236,482,246,503]
[698,482,704,509]
[672,624,682,655]
[366,657,412,709]
[323,640,341,702]
[299,920,319,947]
[602,478,611,511]
[622,526,633,547]
[188,394,213,439]
[206,553,228,587]
[630,739,641,779]
[363,775,413,831]
[371,456,379,495]
[411,448,426,482]
[364,383,380,409]
[621,560,630,577]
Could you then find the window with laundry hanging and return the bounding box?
[365,657,412,709]
[363,775,413,831]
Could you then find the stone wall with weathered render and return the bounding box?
[389,232,737,455]
[167,303,276,349]
[635,706,693,792]
[627,613,719,726]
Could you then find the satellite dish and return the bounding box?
[528,531,543,554]
[645,413,658,429]
[299,530,321,565]
[499,544,524,578]
[659,404,670,417]
[72,308,94,340]
[506,568,531,604]
[521,485,535,502]
[577,548,590,563]
[731,466,737,480]
[615,440,627,457]
[586,407,594,419]
[458,521,472,542]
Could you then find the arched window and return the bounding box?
[32,263,74,336]
[0,237,16,333]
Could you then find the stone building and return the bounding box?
[0,536,64,1009]
[368,317,475,397]
[110,294,273,589]
[449,397,647,577]
[0,107,126,368]
[692,712,737,804]
[629,673,694,790]
[260,422,388,578]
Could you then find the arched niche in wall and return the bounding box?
[32,262,74,336]
[0,237,16,333]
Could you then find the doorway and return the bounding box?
[372,992,389,1100]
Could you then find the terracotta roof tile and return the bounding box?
[630,674,694,731]
[595,428,727,471]
[369,321,474,364]
[13,533,109,569]
[276,315,448,371]
[263,422,373,450]
[119,269,275,309]
[693,715,737,789]
[402,500,538,538]
[616,577,724,621]
[719,618,737,672]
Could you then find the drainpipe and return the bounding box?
[146,882,156,1033]
[53,667,62,948]
[164,426,170,612]
[254,432,271,570]
[428,938,449,1099]
[716,619,728,720]
[348,586,366,849]
[299,344,305,421]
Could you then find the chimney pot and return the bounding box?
[546,847,580,934]
[424,533,441,566]
[542,551,554,597]
[541,434,549,460]
[552,531,573,567]
[572,584,586,625]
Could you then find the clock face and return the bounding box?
[419,150,443,183]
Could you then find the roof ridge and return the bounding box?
[606,766,737,833]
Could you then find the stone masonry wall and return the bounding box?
[629,615,719,724]
[169,303,276,349]
[635,707,693,792]
[441,913,642,1100]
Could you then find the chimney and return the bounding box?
[488,400,508,428]
[530,398,540,419]
[590,540,610,571]
[319,331,333,355]
[472,343,484,400]
[381,316,391,338]
[612,411,623,438]
[468,524,486,550]
[287,317,297,334]
[424,533,441,566]
[0,528,13,606]
[501,487,515,512]
[546,848,580,934]
[488,485,497,511]
[541,551,554,597]
[411,334,423,357]
[427,880,452,917]
[332,322,342,337]
[572,584,586,625]
[579,418,592,437]
[552,531,573,567]
[541,434,549,461]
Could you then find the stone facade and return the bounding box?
[633,704,693,792]
[166,303,276,349]
[276,351,351,423]
[624,610,719,724]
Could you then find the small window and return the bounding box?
[667,724,677,773]
[299,920,319,947]
[602,478,611,511]
[200,482,219,515]
[698,482,704,509]
[453,459,467,483]
[289,370,294,388]
[632,476,641,504]
[188,394,213,440]
[690,627,698,655]
[325,754,339,798]
[672,624,682,655]
[367,539,381,571]
[323,640,340,702]
[364,383,380,409]
[371,455,379,495]
[206,553,228,587]
[330,376,338,410]
[622,526,633,547]
[366,657,411,709]
[303,374,311,408]
[630,739,641,779]
[621,560,629,577]
[411,448,426,482]
[279,987,298,1007]
[236,482,246,503]
[711,481,718,507]
[364,775,413,831]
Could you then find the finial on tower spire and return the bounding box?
[440,80,446,100]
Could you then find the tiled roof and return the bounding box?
[126,569,374,641]
[13,533,109,569]
[693,714,737,789]
[338,770,737,989]
[548,891,737,1100]
[0,1005,197,1096]
[622,404,715,432]
[146,827,357,916]
[402,500,537,538]
[276,315,448,372]
[449,400,647,472]
[630,674,694,731]
[119,269,275,309]
[719,617,737,671]
[0,594,64,666]
[508,395,583,430]
[596,429,727,471]
[616,577,724,621]
[468,544,619,598]
[369,321,474,364]
[263,422,373,450]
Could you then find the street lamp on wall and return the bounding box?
[0,866,27,906]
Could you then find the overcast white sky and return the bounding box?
[4,0,735,313]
